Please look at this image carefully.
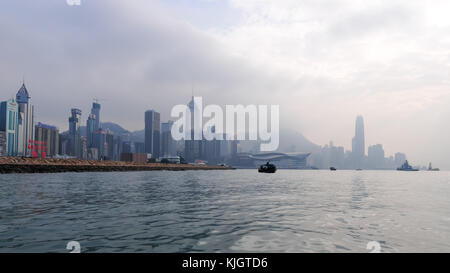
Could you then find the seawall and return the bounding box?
[0,157,234,174]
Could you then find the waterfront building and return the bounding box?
[122,141,132,154]
[34,122,60,157]
[161,121,176,157]
[145,110,160,158]
[80,136,88,160]
[15,84,35,157]
[0,131,6,156]
[93,129,107,160]
[120,153,147,164]
[0,99,19,156]
[368,144,385,169]
[86,101,101,148]
[112,135,122,161]
[68,108,82,157]
[395,152,407,168]
[184,97,202,162]
[351,115,365,168]
[86,114,96,149]
[134,142,145,154]
[91,102,101,131]
[58,133,70,156]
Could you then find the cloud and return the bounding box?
[0,0,449,168]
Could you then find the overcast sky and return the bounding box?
[1,0,449,168]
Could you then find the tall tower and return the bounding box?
[69,108,82,157]
[145,110,161,159]
[184,96,202,162]
[351,115,365,167]
[16,83,34,156]
[91,102,101,131]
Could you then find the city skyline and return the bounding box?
[1,1,449,168]
[1,82,419,170]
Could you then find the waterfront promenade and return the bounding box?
[0,157,233,174]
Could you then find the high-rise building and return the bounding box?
[91,102,101,131]
[87,102,101,148]
[184,97,202,162]
[86,114,96,148]
[161,121,175,157]
[16,84,34,157]
[34,122,60,157]
[145,110,160,158]
[368,144,385,169]
[0,131,6,156]
[68,108,82,157]
[351,115,365,168]
[0,99,19,156]
[395,152,407,167]
[93,129,107,160]
[134,142,145,154]
[58,133,70,156]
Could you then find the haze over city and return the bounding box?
[1,0,449,169]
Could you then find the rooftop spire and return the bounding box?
[16,81,30,104]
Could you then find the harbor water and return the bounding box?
[1,170,449,253]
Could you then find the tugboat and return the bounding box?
[397,160,419,171]
[428,163,440,171]
[258,161,277,173]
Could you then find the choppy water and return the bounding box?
[1,170,450,253]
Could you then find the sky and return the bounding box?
[1,0,449,168]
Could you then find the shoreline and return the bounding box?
[0,157,234,174]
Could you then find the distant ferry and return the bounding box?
[397,160,419,171]
[428,163,440,171]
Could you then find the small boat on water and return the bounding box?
[397,160,419,171]
[259,162,277,173]
[428,163,440,171]
[330,167,337,171]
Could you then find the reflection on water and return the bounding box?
[0,170,450,253]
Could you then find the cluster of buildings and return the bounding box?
[143,97,238,164]
[308,115,408,170]
[0,83,409,169]
[0,85,238,165]
[0,83,52,157]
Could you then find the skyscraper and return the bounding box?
[145,110,160,158]
[0,131,6,156]
[368,144,385,169]
[91,102,101,131]
[184,97,202,162]
[161,121,175,157]
[351,115,365,168]
[87,102,101,149]
[16,84,34,157]
[0,99,19,156]
[86,114,96,148]
[34,122,59,158]
[68,108,82,157]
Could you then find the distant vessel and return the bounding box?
[258,162,277,173]
[356,169,363,171]
[330,167,337,171]
[428,163,440,171]
[397,160,419,171]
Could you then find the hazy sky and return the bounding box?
[1,0,449,168]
